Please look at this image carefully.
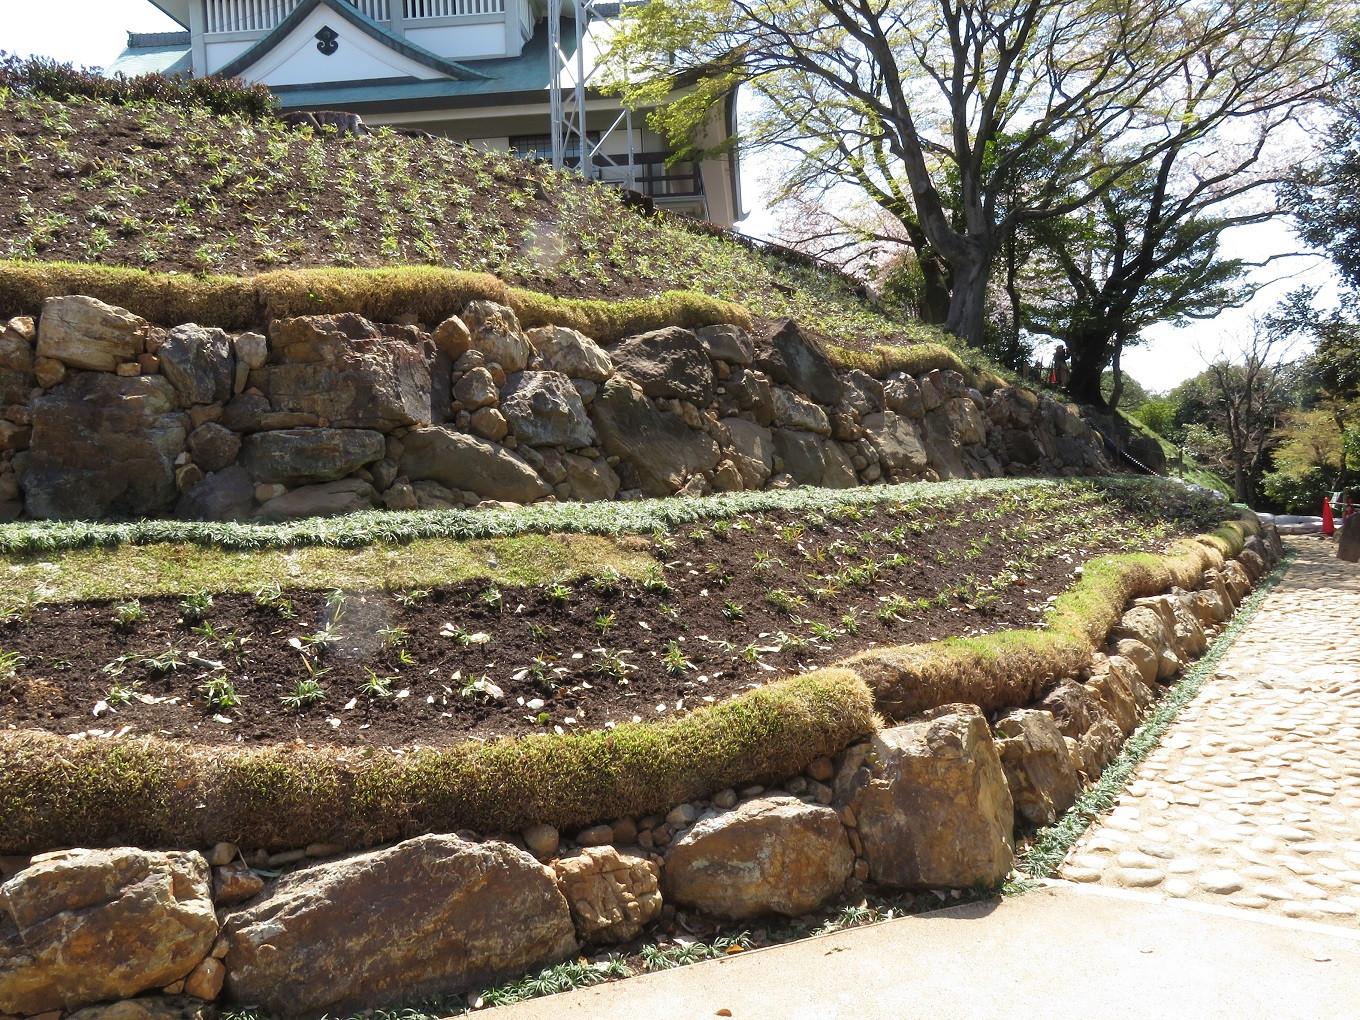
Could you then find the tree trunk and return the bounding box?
[1066,330,1112,408]
[918,251,953,325]
[943,254,992,343]
[1108,341,1124,411]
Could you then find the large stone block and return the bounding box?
[221,834,576,1016]
[253,478,379,521]
[834,705,1014,890]
[176,464,256,522]
[264,314,431,431]
[0,318,35,405]
[721,417,774,489]
[461,300,532,372]
[17,373,185,520]
[994,709,1080,828]
[239,428,385,487]
[37,295,149,372]
[771,387,831,435]
[861,412,928,475]
[500,371,595,449]
[610,327,715,405]
[399,425,550,504]
[158,324,234,405]
[0,848,216,1014]
[527,325,613,381]
[694,323,754,366]
[755,319,843,407]
[663,796,852,919]
[772,429,855,489]
[591,379,719,496]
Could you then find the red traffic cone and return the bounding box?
[1323,497,1336,536]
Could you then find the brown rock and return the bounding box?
[0,848,217,1014]
[806,756,835,782]
[834,705,1014,890]
[1237,547,1266,580]
[1109,637,1158,688]
[264,314,431,431]
[212,862,263,907]
[461,301,532,372]
[37,295,149,372]
[1222,560,1253,603]
[468,406,509,441]
[551,846,662,944]
[64,996,219,1020]
[662,795,853,920]
[183,957,225,1000]
[994,709,1080,828]
[575,824,614,847]
[0,321,34,405]
[33,356,65,389]
[432,315,473,360]
[1085,668,1139,735]
[220,834,576,1016]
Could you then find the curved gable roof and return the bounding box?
[216,0,491,82]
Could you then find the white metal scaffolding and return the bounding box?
[548,0,636,188]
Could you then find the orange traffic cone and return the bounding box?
[1323,497,1336,536]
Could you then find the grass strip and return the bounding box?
[1017,549,1295,878]
[850,507,1258,719]
[0,476,1213,557]
[0,477,1057,555]
[4,533,652,603]
[0,668,876,856]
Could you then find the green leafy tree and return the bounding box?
[607,0,1344,348]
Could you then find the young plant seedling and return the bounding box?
[179,590,213,624]
[199,675,240,710]
[111,600,145,629]
[281,678,326,711]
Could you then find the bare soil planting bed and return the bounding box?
[0,490,1218,748]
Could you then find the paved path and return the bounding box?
[486,884,1360,1019]
[1060,536,1360,923]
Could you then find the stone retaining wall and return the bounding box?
[0,530,1281,1019]
[0,296,1107,521]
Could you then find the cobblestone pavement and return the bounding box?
[1061,536,1360,926]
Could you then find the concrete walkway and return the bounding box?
[1061,537,1360,923]
[488,883,1360,1019]
[487,538,1360,1019]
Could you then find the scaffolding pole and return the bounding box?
[548,0,635,187]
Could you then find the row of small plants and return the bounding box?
[0,88,941,350]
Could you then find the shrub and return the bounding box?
[0,52,275,119]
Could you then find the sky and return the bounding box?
[4,1,1345,394]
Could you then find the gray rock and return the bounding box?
[36,295,149,372]
[840,369,884,416]
[590,379,720,497]
[187,422,241,473]
[918,370,947,412]
[920,411,972,480]
[694,323,755,366]
[994,709,1081,827]
[233,331,268,370]
[834,705,1014,890]
[772,387,832,435]
[253,478,378,521]
[527,325,613,381]
[175,464,255,521]
[0,318,35,405]
[218,392,271,432]
[17,374,185,520]
[462,300,533,372]
[610,327,715,405]
[500,371,595,449]
[400,426,551,504]
[158,324,235,405]
[453,366,498,409]
[220,834,576,1017]
[861,412,928,475]
[239,428,386,487]
[772,430,855,489]
[723,368,775,425]
[721,417,774,489]
[755,319,843,406]
[562,452,620,501]
[883,375,925,418]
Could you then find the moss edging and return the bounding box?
[848,511,1260,719]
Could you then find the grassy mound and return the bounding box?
[0,669,875,854]
[0,90,949,355]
